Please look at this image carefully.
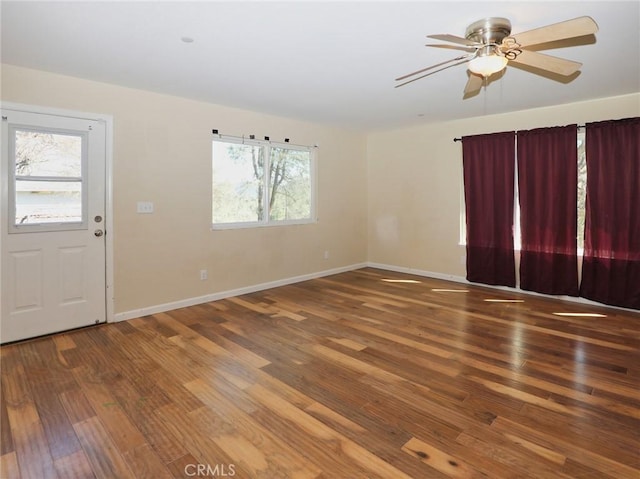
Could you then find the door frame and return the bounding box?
[1,101,114,325]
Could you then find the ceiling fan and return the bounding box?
[395,16,599,96]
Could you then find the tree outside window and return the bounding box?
[212,139,314,228]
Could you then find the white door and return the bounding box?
[1,109,107,343]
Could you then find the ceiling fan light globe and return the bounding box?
[468,55,508,77]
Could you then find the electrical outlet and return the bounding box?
[137,201,154,214]
[200,269,208,280]
[323,250,330,260]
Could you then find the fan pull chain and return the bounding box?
[483,76,488,116]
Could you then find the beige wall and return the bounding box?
[1,64,368,314]
[367,93,640,278]
[3,63,638,315]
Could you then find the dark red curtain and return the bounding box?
[580,118,640,310]
[517,125,579,296]
[463,131,516,287]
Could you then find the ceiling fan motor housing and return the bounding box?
[396,15,597,92]
[465,17,512,45]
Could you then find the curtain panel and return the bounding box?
[462,131,516,287]
[580,118,640,310]
[517,125,579,296]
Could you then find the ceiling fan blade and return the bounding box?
[427,34,480,47]
[509,16,598,48]
[395,54,473,82]
[395,55,475,88]
[510,49,582,76]
[464,74,483,95]
[426,43,477,52]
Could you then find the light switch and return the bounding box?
[137,201,154,214]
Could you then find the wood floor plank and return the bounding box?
[0,374,14,456]
[68,328,192,466]
[18,342,82,460]
[73,416,135,479]
[0,452,20,479]
[1,347,59,479]
[247,382,416,479]
[53,450,96,479]
[101,324,203,414]
[122,444,173,479]
[492,415,640,478]
[1,268,638,478]
[154,403,254,478]
[498,433,567,465]
[260,358,415,449]
[51,334,76,353]
[185,379,322,478]
[454,431,574,479]
[402,435,489,479]
[71,365,148,455]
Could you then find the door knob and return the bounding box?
[94,229,104,237]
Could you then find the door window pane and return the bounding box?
[15,130,82,177]
[10,127,86,230]
[15,180,82,224]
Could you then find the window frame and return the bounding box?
[211,136,317,230]
[8,125,88,234]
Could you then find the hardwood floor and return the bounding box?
[1,267,639,478]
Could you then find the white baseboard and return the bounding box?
[366,262,636,313]
[114,260,635,322]
[113,262,367,322]
[366,262,468,284]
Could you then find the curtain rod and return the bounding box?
[211,130,318,149]
[453,124,586,142]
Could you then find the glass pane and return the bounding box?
[577,132,586,249]
[212,142,264,223]
[15,180,82,225]
[15,130,82,177]
[269,147,311,221]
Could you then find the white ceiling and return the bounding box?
[2,1,639,131]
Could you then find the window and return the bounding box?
[576,131,587,250]
[462,130,587,251]
[212,138,315,228]
[9,127,87,232]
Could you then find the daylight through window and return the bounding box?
[212,138,315,228]
[11,128,85,228]
[463,130,587,251]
